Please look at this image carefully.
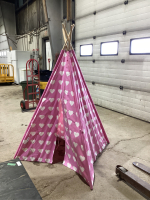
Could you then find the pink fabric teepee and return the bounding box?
[14,49,109,189]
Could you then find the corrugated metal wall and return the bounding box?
[0,1,16,63]
[75,0,150,122]
[0,3,9,63]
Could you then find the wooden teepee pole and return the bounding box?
[62,23,75,51]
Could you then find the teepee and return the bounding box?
[14,24,109,189]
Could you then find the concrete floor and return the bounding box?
[0,84,150,200]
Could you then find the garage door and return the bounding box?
[75,0,150,122]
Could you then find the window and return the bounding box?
[3,51,6,57]
[0,52,1,57]
[100,41,119,56]
[80,44,93,56]
[130,37,150,55]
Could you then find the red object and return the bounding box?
[48,58,51,62]
[22,59,40,110]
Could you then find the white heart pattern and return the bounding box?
[40,107,45,111]
[64,109,67,113]
[75,122,79,127]
[58,89,62,94]
[80,166,84,172]
[73,156,76,162]
[73,142,78,148]
[50,89,55,93]
[69,110,73,116]
[81,145,84,151]
[47,124,52,128]
[66,136,69,140]
[64,100,67,104]
[68,120,72,125]
[38,158,42,162]
[30,140,35,144]
[49,98,54,102]
[71,91,74,96]
[64,118,67,122]
[66,72,70,76]
[45,150,50,154]
[73,166,77,171]
[39,132,44,136]
[60,71,64,76]
[61,62,66,66]
[38,149,43,153]
[66,145,70,149]
[23,139,28,144]
[66,81,69,86]
[47,132,52,136]
[46,141,51,145]
[31,124,36,128]
[48,115,53,120]
[23,156,27,161]
[45,159,50,163]
[63,52,67,57]
[39,140,44,145]
[51,80,55,84]
[42,98,46,102]
[74,132,79,138]
[68,154,71,158]
[22,148,28,152]
[30,148,35,152]
[30,132,36,136]
[70,101,74,106]
[48,107,54,111]
[87,150,91,156]
[79,156,85,162]
[59,80,63,85]
[30,157,35,161]
[67,163,71,168]
[102,143,106,149]
[39,124,44,128]
[65,90,68,95]
[39,115,45,119]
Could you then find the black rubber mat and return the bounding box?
[0,158,42,200]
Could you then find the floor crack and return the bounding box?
[111,149,150,163]
[41,173,76,198]
[107,132,150,151]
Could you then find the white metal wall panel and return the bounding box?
[79,61,150,92]
[75,0,150,122]
[76,0,150,40]
[76,0,125,19]
[87,82,150,122]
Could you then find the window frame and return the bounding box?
[130,37,150,55]
[80,44,93,57]
[100,40,119,56]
